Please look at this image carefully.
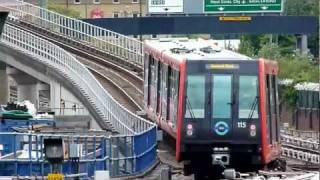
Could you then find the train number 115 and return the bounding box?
[237,122,247,128]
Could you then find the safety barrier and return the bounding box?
[1,24,154,135]
[281,135,319,151]
[0,130,157,177]
[281,129,319,140]
[0,0,144,69]
[281,147,319,164]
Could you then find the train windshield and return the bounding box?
[239,76,259,119]
[185,75,205,118]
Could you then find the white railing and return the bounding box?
[281,134,319,151]
[282,147,319,164]
[0,24,154,135]
[0,0,144,68]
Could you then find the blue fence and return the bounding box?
[0,123,157,178]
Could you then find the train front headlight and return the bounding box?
[186,124,193,136]
[250,124,256,137]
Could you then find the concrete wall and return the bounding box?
[50,79,88,116]
[0,62,9,105]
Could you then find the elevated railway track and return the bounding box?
[6,20,144,114]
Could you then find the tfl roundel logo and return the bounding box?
[214,121,229,136]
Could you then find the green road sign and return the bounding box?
[204,0,283,13]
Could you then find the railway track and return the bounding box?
[6,20,144,114]
[73,54,144,112]
[281,130,319,165]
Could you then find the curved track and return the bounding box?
[6,20,144,114]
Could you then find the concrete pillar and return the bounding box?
[0,62,9,105]
[17,83,40,108]
[7,67,40,109]
[50,80,88,116]
[296,34,309,55]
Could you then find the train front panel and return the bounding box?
[179,60,263,167]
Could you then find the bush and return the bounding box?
[278,54,319,82]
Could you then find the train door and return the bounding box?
[210,73,235,140]
[210,73,259,141]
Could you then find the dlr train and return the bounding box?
[143,38,282,177]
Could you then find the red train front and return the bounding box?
[143,38,282,177]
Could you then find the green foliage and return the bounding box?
[258,43,281,60]
[238,35,260,57]
[285,0,319,16]
[48,4,80,19]
[284,0,319,57]
[281,84,299,108]
[278,54,319,82]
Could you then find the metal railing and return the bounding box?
[0,0,144,69]
[280,129,319,164]
[0,24,154,135]
[281,147,319,164]
[281,134,319,151]
[0,129,157,177]
[281,129,319,140]
[0,132,109,177]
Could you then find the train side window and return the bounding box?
[272,75,279,141]
[173,70,180,125]
[150,59,157,110]
[169,69,179,126]
[153,61,159,111]
[269,75,277,143]
[167,66,172,121]
[272,76,277,115]
[148,58,154,106]
[266,75,272,144]
[269,75,275,117]
[156,62,162,113]
[161,64,168,119]
[144,54,150,106]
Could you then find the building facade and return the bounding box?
[43,0,147,19]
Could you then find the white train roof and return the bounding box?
[145,38,253,61]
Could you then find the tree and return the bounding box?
[238,0,319,58]
[284,0,319,57]
[278,54,319,82]
[258,43,281,60]
[284,0,319,16]
[238,35,261,57]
